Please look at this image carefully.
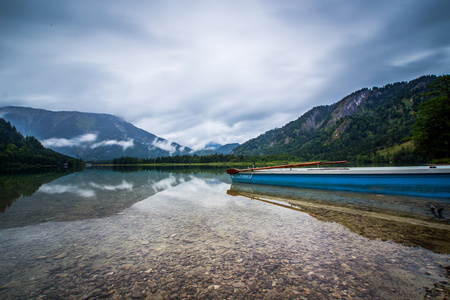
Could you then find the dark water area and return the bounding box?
[0,167,449,299]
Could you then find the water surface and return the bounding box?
[0,167,449,299]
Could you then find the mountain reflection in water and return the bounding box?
[0,171,72,213]
[229,183,450,254]
[0,168,195,229]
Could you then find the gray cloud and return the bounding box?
[1,0,449,150]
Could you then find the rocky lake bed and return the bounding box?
[1,169,449,299]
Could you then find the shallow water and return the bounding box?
[0,167,449,299]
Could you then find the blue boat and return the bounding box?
[227,163,450,198]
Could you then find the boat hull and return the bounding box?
[230,167,450,198]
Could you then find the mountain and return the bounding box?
[232,75,438,164]
[193,142,240,156]
[205,142,223,149]
[0,107,192,161]
[0,117,84,172]
[216,143,240,154]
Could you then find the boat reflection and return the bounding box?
[228,183,450,254]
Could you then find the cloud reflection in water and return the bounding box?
[39,184,95,198]
[39,180,134,198]
[150,175,185,193]
[89,180,133,191]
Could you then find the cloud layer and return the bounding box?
[42,133,98,148]
[1,0,449,149]
[42,133,134,151]
[91,139,134,151]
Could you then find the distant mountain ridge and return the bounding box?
[0,106,239,161]
[194,142,240,156]
[0,107,192,161]
[232,75,437,164]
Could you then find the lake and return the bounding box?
[0,167,449,299]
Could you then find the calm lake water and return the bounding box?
[0,167,449,299]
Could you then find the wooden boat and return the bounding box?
[227,162,450,198]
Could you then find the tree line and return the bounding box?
[111,153,301,165]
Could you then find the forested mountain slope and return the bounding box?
[0,118,84,172]
[233,75,437,164]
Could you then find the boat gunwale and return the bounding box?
[233,166,450,176]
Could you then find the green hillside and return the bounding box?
[0,118,84,173]
[233,75,440,164]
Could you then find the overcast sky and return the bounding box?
[1,0,449,150]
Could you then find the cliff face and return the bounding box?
[328,89,369,126]
[232,75,437,160]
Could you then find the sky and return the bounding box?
[1,0,449,150]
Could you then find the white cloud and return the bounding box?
[151,138,178,155]
[90,139,134,151]
[42,133,134,151]
[42,133,97,148]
